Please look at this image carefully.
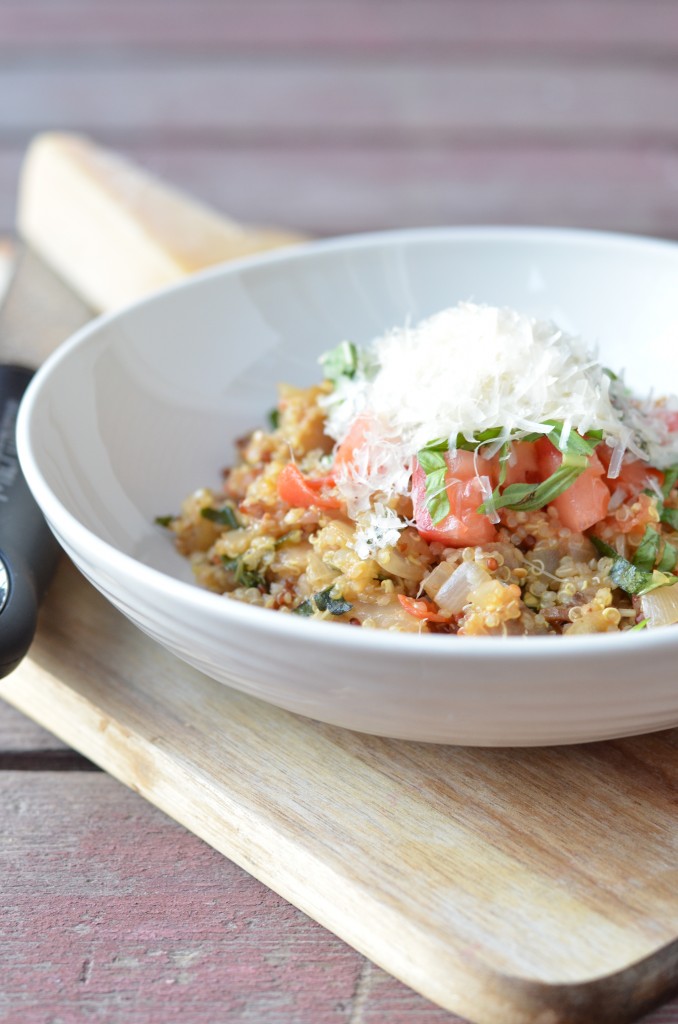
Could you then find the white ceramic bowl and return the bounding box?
[17,227,678,745]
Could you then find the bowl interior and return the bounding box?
[21,228,678,583]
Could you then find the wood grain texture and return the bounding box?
[2,1,678,57]
[0,771,368,1024]
[0,701,68,752]
[2,559,678,1024]
[4,142,678,240]
[2,0,678,247]
[3,3,678,1020]
[3,60,678,143]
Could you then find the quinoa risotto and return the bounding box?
[159,304,678,636]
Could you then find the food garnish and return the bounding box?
[159,303,678,635]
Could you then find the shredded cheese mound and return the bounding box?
[319,302,678,554]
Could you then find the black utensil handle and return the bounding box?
[0,364,61,678]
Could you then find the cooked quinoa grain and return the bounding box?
[160,304,678,635]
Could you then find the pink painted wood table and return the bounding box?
[3,3,678,1021]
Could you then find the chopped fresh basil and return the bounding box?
[201,505,241,529]
[662,464,678,498]
[591,535,678,596]
[222,556,267,590]
[630,618,649,631]
[313,587,353,615]
[452,428,503,452]
[292,586,352,617]
[590,535,618,560]
[633,527,661,572]
[155,515,174,528]
[518,421,603,456]
[416,444,450,524]
[319,340,359,383]
[661,506,678,531]
[610,560,659,595]
[658,540,678,573]
[483,422,604,513]
[418,421,604,523]
[481,463,584,515]
[292,598,314,616]
[268,408,280,430]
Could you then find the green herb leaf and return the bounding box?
[292,598,314,616]
[292,587,352,617]
[418,437,450,455]
[453,427,504,452]
[661,506,678,530]
[590,534,619,559]
[222,556,267,590]
[630,618,649,630]
[658,540,678,573]
[610,560,657,595]
[481,464,584,514]
[633,527,661,572]
[420,423,603,521]
[518,420,602,456]
[416,444,451,524]
[319,340,359,382]
[155,514,174,528]
[268,408,280,430]
[201,505,241,529]
[557,428,602,457]
[590,535,678,595]
[662,464,678,498]
[313,586,353,615]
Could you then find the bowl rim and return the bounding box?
[17,223,678,660]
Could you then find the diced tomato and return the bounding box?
[397,594,452,623]
[333,414,372,475]
[277,463,342,510]
[614,459,664,498]
[503,440,541,486]
[535,438,610,532]
[411,449,498,546]
[596,445,664,498]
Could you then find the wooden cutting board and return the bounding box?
[2,135,678,1024]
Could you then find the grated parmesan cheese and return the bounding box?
[320,302,678,555]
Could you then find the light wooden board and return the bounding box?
[2,558,678,1024]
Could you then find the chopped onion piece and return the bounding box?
[639,585,678,628]
[433,562,492,615]
[607,486,626,511]
[422,561,455,600]
[376,547,425,581]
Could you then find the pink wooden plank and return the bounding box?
[0,770,677,1023]
[0,700,69,752]
[0,771,466,1024]
[1,1,678,57]
[1,61,678,142]
[3,143,678,240]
